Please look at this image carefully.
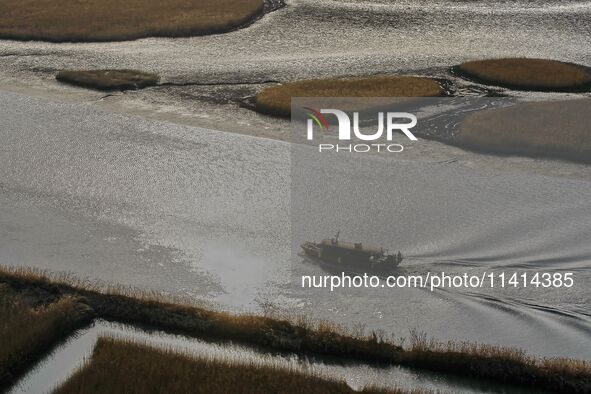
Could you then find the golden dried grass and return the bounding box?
[402,329,591,393]
[0,0,264,42]
[2,266,590,393]
[0,266,402,364]
[254,76,443,117]
[456,58,591,91]
[52,337,417,394]
[0,286,94,389]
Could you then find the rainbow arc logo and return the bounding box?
[304,107,329,131]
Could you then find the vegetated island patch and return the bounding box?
[52,337,410,394]
[453,58,591,92]
[56,70,159,91]
[456,98,591,164]
[254,75,444,117]
[0,0,264,42]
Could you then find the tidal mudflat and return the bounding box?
[1,0,589,142]
[0,0,590,392]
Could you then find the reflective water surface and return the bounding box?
[1,91,590,362]
[0,0,590,391]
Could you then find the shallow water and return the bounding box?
[291,142,591,359]
[0,91,590,363]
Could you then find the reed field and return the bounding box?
[0,266,404,364]
[52,337,417,394]
[0,0,264,42]
[455,58,591,91]
[0,285,94,390]
[401,329,591,393]
[1,266,590,393]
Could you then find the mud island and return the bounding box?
[56,70,160,91]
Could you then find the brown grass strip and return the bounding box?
[455,58,591,91]
[0,0,264,42]
[254,76,444,117]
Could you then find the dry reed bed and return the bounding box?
[454,58,591,91]
[56,70,159,91]
[456,98,591,164]
[0,267,402,364]
[1,266,590,393]
[402,330,591,393]
[0,0,264,42]
[0,285,94,391]
[52,337,417,394]
[254,76,444,117]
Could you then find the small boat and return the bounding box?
[301,232,402,272]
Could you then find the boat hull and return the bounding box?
[300,241,402,274]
